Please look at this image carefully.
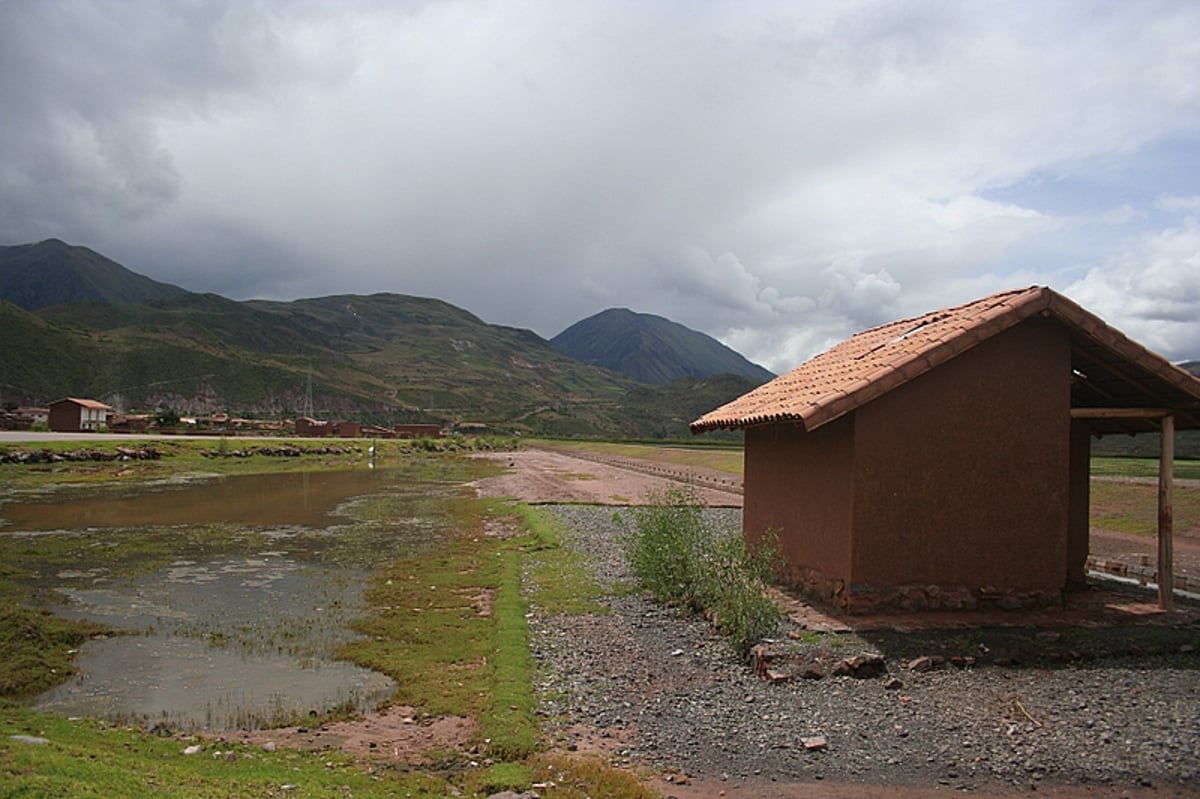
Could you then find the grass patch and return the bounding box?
[472,761,533,794]
[1090,479,1200,536]
[511,503,608,614]
[339,528,501,718]
[0,704,450,798]
[537,439,744,475]
[0,436,510,494]
[1091,456,1200,481]
[481,551,537,760]
[0,607,110,699]
[339,499,568,760]
[532,753,658,799]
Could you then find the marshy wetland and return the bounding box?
[0,443,492,730]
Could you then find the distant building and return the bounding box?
[16,407,49,426]
[394,424,443,439]
[48,397,113,432]
[295,417,331,437]
[295,417,364,438]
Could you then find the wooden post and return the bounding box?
[1158,414,1174,611]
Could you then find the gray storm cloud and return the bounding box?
[2,0,1198,370]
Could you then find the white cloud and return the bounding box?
[1067,202,1200,362]
[1,0,1199,367]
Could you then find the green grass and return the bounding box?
[1090,479,1200,536]
[0,704,451,798]
[481,552,537,760]
[0,436,513,493]
[537,439,744,475]
[511,503,608,613]
[1090,456,1200,481]
[0,607,110,699]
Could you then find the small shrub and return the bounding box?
[623,487,706,609]
[622,487,780,655]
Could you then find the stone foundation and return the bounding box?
[779,565,1063,614]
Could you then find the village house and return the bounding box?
[16,406,49,426]
[48,397,113,432]
[295,417,363,438]
[691,286,1200,613]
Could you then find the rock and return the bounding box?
[832,652,886,678]
[261,741,277,752]
[801,736,828,751]
[883,677,903,690]
[907,656,943,673]
[9,735,49,745]
[764,668,791,684]
[182,744,204,755]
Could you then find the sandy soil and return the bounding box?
[217,705,478,766]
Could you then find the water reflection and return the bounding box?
[1,469,385,530]
[35,635,395,730]
[0,469,449,730]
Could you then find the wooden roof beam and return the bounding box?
[1070,408,1171,419]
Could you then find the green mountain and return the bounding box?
[0,239,191,310]
[0,242,767,438]
[550,307,774,385]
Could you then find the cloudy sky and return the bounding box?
[2,1,1198,372]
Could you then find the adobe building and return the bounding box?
[48,397,113,433]
[691,287,1200,613]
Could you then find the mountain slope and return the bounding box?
[0,239,190,310]
[0,241,774,438]
[550,307,774,385]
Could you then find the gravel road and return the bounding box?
[528,505,1200,798]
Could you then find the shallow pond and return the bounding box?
[1,468,459,730]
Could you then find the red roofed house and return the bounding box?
[691,287,1200,613]
[49,397,113,433]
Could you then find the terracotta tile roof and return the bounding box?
[58,397,113,410]
[691,286,1200,434]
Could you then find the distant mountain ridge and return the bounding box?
[0,240,761,438]
[550,307,774,385]
[0,239,191,310]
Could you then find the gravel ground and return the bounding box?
[528,505,1200,797]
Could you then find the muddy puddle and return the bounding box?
[1,468,457,730]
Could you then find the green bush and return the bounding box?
[622,486,780,655]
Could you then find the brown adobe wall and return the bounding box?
[849,318,1073,598]
[742,415,855,605]
[48,402,81,432]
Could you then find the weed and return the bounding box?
[532,753,658,799]
[621,486,780,655]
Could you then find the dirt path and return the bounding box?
[472,448,743,507]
